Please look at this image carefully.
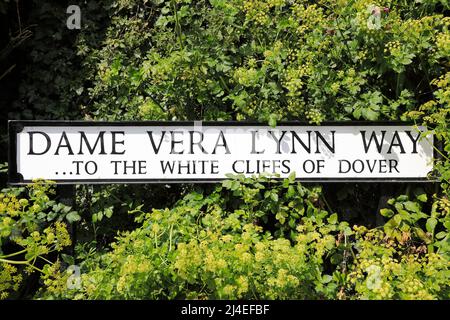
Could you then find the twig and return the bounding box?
[16,0,22,34]
[0,64,16,81]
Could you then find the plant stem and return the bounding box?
[172,0,183,50]
[0,249,27,259]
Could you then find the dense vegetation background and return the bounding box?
[0,0,449,299]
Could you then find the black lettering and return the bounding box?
[361,130,386,153]
[170,131,184,154]
[315,131,335,153]
[85,161,97,175]
[232,160,244,174]
[303,160,315,173]
[160,161,175,174]
[28,131,51,155]
[147,131,166,154]
[352,160,364,173]
[251,131,265,154]
[55,132,74,155]
[281,160,290,174]
[379,160,387,173]
[389,159,399,173]
[291,131,311,154]
[405,130,420,154]
[189,131,207,154]
[111,160,120,175]
[387,131,406,154]
[78,131,106,155]
[268,131,287,154]
[111,131,125,155]
[339,160,351,173]
[212,131,230,154]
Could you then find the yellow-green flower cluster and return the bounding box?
[384,40,401,55]
[233,67,259,87]
[242,0,285,26]
[290,3,325,35]
[0,264,23,299]
[436,32,450,57]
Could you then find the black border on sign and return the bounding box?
[7,120,439,185]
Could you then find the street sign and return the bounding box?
[8,121,435,184]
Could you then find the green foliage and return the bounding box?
[347,227,449,299]
[10,1,447,123]
[0,182,73,299]
[1,0,449,300]
[52,0,448,123]
[33,175,449,300]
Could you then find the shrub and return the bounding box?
[34,175,449,300]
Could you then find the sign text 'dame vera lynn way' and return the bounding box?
[8,121,435,184]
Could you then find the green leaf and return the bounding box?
[393,214,403,225]
[288,171,296,183]
[287,186,295,198]
[268,114,277,128]
[415,227,431,244]
[404,201,420,213]
[426,217,437,234]
[394,202,404,211]
[415,191,427,202]
[435,231,447,240]
[61,254,74,265]
[417,194,427,202]
[222,180,233,189]
[327,213,338,225]
[380,208,394,218]
[322,275,333,284]
[362,108,379,121]
[66,211,81,223]
[104,206,114,218]
[330,253,343,265]
[270,192,279,202]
